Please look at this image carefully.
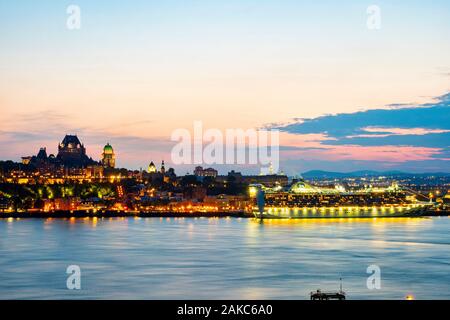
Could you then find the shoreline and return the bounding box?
[0,210,449,219]
[0,211,252,219]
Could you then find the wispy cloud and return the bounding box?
[346,126,450,139]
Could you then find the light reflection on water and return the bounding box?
[0,217,449,299]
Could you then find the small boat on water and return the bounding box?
[310,278,346,300]
[250,180,434,219]
[310,289,346,300]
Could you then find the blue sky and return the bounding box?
[0,1,449,174]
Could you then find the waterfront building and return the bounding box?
[0,197,13,212]
[44,197,81,212]
[443,191,450,209]
[203,194,251,212]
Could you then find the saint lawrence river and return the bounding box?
[0,217,449,299]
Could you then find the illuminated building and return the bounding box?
[216,170,288,187]
[194,166,218,178]
[21,156,32,165]
[57,135,96,167]
[22,147,50,165]
[58,135,86,159]
[85,165,104,179]
[101,143,115,168]
[203,195,251,211]
[21,135,98,170]
[15,135,111,183]
[142,160,176,184]
[443,191,450,209]
[148,161,157,173]
[117,185,124,198]
[44,197,81,211]
[0,197,13,212]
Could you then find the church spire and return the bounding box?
[161,160,166,174]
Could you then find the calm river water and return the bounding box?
[0,217,449,299]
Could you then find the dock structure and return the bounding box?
[310,289,346,300]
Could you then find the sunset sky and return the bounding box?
[0,1,449,174]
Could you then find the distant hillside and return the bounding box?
[301,170,450,179]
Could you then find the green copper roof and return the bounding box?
[103,143,113,152]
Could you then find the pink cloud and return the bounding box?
[278,132,442,162]
[278,132,334,148]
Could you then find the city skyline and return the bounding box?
[2,92,450,175]
[1,1,449,174]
